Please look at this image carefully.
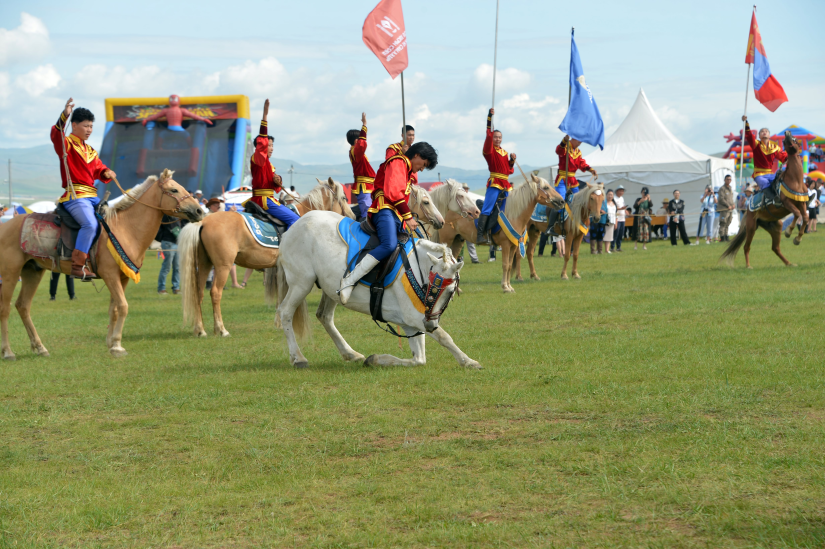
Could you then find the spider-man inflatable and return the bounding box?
[142,94,214,131]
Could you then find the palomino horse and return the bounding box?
[0,169,203,359]
[720,131,806,268]
[427,178,481,230]
[514,215,552,282]
[560,183,605,280]
[441,175,563,293]
[274,211,478,369]
[178,178,354,338]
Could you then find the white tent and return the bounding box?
[537,89,736,236]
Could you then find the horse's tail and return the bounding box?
[263,266,278,307]
[719,223,748,267]
[178,222,203,327]
[274,257,311,342]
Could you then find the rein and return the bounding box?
[111,176,193,215]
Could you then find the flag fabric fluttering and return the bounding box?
[558,30,605,150]
[745,11,787,113]
[362,0,408,79]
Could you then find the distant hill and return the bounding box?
[0,145,539,203]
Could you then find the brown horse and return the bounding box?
[0,169,203,359]
[179,178,354,338]
[559,183,605,280]
[720,131,806,268]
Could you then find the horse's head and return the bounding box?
[587,182,605,217]
[323,177,355,219]
[158,169,204,222]
[784,131,800,157]
[532,174,565,209]
[422,245,463,333]
[410,185,444,229]
[445,179,481,219]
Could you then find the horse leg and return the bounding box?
[561,234,572,280]
[514,251,523,282]
[502,243,515,293]
[794,206,808,246]
[527,225,540,280]
[743,215,757,269]
[315,293,364,362]
[15,264,49,357]
[572,235,582,279]
[364,326,426,367]
[427,326,482,370]
[193,253,211,337]
[209,264,231,337]
[106,274,130,357]
[768,222,794,266]
[278,278,314,368]
[1,266,22,361]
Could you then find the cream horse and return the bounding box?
[560,183,605,280]
[178,178,353,338]
[0,169,203,358]
[425,179,481,235]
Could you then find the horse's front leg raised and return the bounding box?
[794,207,809,246]
[427,326,481,369]
[316,293,364,363]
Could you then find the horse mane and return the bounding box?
[504,176,540,218]
[301,184,328,211]
[430,179,461,215]
[303,179,354,218]
[570,183,604,232]
[104,171,168,222]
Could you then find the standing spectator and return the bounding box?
[589,197,607,254]
[695,185,716,245]
[738,185,754,222]
[633,187,652,250]
[668,190,690,245]
[156,215,181,295]
[717,175,735,242]
[194,189,204,204]
[653,198,669,239]
[49,272,76,301]
[807,179,820,233]
[611,185,626,252]
[603,189,617,254]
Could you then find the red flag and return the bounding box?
[362,0,408,79]
[745,10,788,112]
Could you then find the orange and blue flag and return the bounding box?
[745,11,787,113]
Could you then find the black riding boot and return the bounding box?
[476,214,489,244]
[545,209,561,237]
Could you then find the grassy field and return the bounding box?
[1,231,824,548]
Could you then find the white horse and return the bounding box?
[274,210,481,370]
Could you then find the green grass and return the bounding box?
[1,232,824,548]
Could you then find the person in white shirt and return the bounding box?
[695,185,717,245]
[603,189,617,253]
[611,185,626,252]
[807,179,820,233]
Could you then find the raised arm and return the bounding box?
[352,113,368,161]
[482,108,494,155]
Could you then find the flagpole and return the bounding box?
[491,0,500,129]
[739,62,751,190]
[401,71,407,146]
[565,27,574,187]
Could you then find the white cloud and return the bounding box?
[473,64,531,95]
[217,57,290,96]
[15,64,60,97]
[0,72,10,107]
[655,105,690,131]
[71,64,181,98]
[0,13,50,66]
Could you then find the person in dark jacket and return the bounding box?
[667,190,690,245]
[156,215,182,295]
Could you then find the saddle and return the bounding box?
[243,200,287,241]
[342,217,410,323]
[20,202,103,271]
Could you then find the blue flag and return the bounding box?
[558,30,605,150]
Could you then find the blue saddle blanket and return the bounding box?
[337,217,415,288]
[237,212,280,248]
[748,191,770,212]
[531,204,549,223]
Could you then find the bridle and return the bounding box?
[112,176,195,215]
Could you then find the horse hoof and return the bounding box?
[573,274,581,280]
[503,287,515,294]
[531,276,541,281]
[788,263,798,267]
[561,275,569,281]
[196,331,207,338]
[515,277,524,282]
[464,360,483,370]
[293,360,309,369]
[747,265,753,269]
[344,352,365,362]
[110,348,128,358]
[793,238,801,246]
[33,347,50,357]
[2,353,16,361]
[364,355,378,367]
[784,231,791,239]
[220,331,230,338]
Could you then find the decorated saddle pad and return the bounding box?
[237,211,280,248]
[531,204,549,223]
[20,214,60,259]
[748,191,769,212]
[337,217,415,288]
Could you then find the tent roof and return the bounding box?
[575,89,733,175]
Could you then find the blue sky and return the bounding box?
[0,0,820,169]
